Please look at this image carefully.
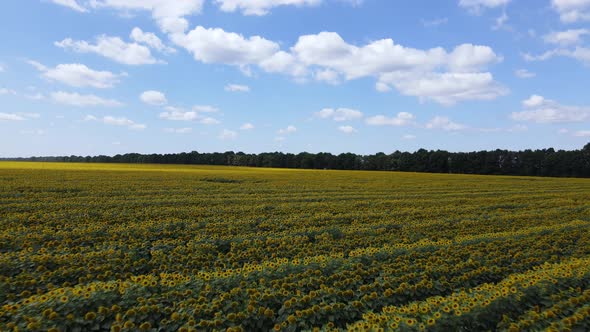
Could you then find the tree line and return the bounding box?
[5,142,590,177]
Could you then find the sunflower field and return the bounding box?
[1,162,590,331]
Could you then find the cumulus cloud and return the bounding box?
[198,117,221,125]
[543,29,590,46]
[55,35,160,65]
[338,125,357,134]
[215,0,321,15]
[219,129,237,140]
[28,61,124,88]
[425,116,466,131]
[459,0,511,14]
[89,0,205,33]
[160,108,199,121]
[515,69,536,78]
[56,4,504,106]
[0,113,25,121]
[159,106,220,123]
[50,0,87,12]
[314,108,363,121]
[167,26,505,104]
[130,27,176,53]
[51,91,123,107]
[171,26,279,66]
[523,47,590,66]
[511,94,590,123]
[551,0,590,23]
[277,125,297,134]
[192,105,219,113]
[164,127,192,134]
[240,122,255,130]
[0,112,39,121]
[86,115,146,130]
[366,112,415,126]
[314,69,341,84]
[140,90,167,106]
[492,11,509,30]
[224,84,250,92]
[0,88,17,95]
[378,71,508,106]
[20,129,47,136]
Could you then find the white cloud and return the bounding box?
[28,61,124,88]
[192,105,219,113]
[219,129,238,140]
[168,27,503,104]
[402,134,416,140]
[50,0,87,12]
[56,35,160,65]
[18,113,41,119]
[291,33,504,104]
[378,71,508,106]
[51,91,123,107]
[278,125,297,134]
[522,94,545,108]
[89,0,205,33]
[102,116,146,130]
[259,51,308,77]
[159,109,199,121]
[215,0,321,16]
[425,116,466,131]
[0,64,4,72]
[85,114,145,130]
[574,130,590,137]
[515,68,536,78]
[240,122,255,130]
[198,117,221,125]
[140,90,167,105]
[543,29,589,46]
[171,26,279,66]
[421,17,448,27]
[159,106,221,123]
[292,32,444,79]
[551,0,590,23]
[492,11,509,30]
[314,69,341,84]
[0,113,25,121]
[459,0,511,14]
[20,129,47,136]
[0,112,39,121]
[512,94,590,123]
[366,112,415,126]
[315,108,363,121]
[26,93,45,101]
[224,84,250,92]
[164,127,192,134]
[0,88,17,95]
[446,44,503,72]
[565,47,590,65]
[338,125,357,134]
[130,27,176,53]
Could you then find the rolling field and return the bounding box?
[1,162,590,331]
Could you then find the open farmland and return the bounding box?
[1,162,590,331]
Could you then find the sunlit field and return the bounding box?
[1,162,590,331]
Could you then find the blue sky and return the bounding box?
[1,0,590,157]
